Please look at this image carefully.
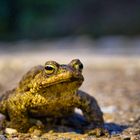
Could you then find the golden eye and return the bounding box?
[74,63,83,71]
[45,65,56,75]
[69,59,83,71]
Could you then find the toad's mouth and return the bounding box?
[44,77,84,87]
[59,78,83,85]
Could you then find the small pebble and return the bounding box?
[0,135,7,140]
[0,114,6,121]
[48,130,54,134]
[5,128,17,134]
[104,113,114,122]
[122,135,131,140]
[36,120,43,126]
[129,117,135,122]
[101,106,117,113]
[131,136,137,140]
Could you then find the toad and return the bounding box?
[0,59,105,134]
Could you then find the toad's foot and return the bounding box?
[85,127,109,137]
[83,122,109,137]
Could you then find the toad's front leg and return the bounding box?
[76,90,104,126]
[75,90,108,136]
[6,95,32,132]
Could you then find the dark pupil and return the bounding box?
[45,66,54,70]
[79,63,83,69]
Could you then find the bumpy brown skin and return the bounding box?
[0,59,104,133]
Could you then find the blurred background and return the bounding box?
[0,0,140,40]
[0,0,140,54]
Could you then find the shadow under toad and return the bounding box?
[104,123,128,135]
[42,113,128,135]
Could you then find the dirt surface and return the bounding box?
[0,44,140,139]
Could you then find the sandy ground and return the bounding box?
[0,39,140,139]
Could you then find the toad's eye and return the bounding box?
[45,65,56,75]
[74,63,83,71]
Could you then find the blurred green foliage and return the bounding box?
[0,0,140,40]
